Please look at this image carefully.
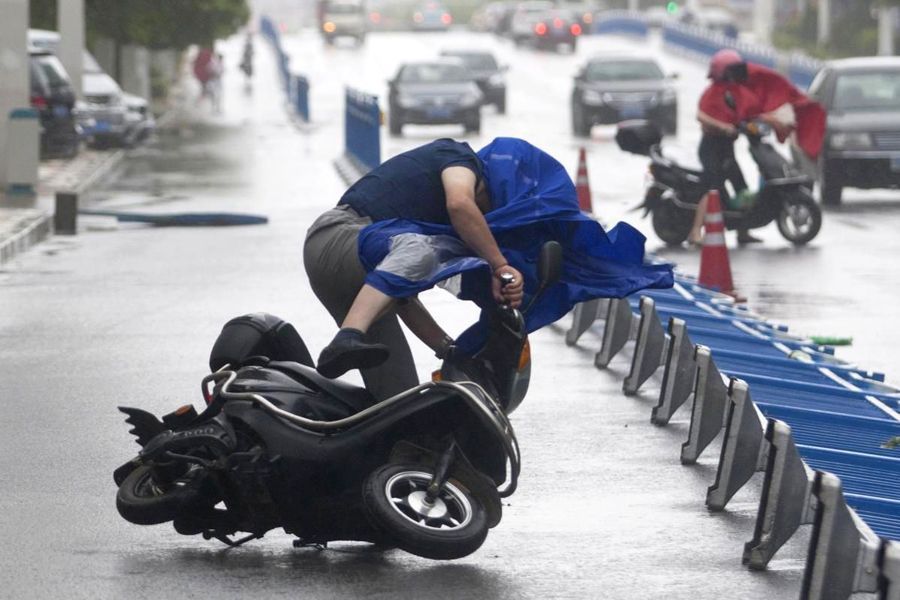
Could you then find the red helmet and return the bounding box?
[708,49,744,81]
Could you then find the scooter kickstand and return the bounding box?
[424,440,457,504]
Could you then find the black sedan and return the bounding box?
[387,61,484,136]
[571,56,678,137]
[439,49,507,113]
[518,8,582,53]
[793,57,900,205]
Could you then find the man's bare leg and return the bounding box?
[688,193,709,245]
[317,284,394,379]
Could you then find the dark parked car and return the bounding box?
[513,7,582,52]
[29,48,79,158]
[794,57,900,206]
[387,61,483,136]
[439,50,507,113]
[571,56,678,137]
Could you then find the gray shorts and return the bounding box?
[303,205,418,400]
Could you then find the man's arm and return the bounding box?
[697,109,737,136]
[442,166,524,307]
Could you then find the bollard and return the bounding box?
[54,192,78,235]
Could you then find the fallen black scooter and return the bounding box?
[616,118,822,246]
[113,242,562,560]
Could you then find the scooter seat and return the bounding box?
[267,360,377,415]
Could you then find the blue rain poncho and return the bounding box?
[357,137,673,351]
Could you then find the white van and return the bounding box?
[320,0,367,45]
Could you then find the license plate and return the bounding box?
[620,104,645,119]
[426,107,452,119]
[93,120,111,133]
[890,156,900,171]
[52,105,70,118]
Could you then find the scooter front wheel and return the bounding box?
[363,464,489,560]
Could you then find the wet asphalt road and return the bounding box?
[0,28,893,599]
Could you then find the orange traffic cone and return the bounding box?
[698,190,742,300]
[575,147,593,213]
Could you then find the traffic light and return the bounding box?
[666,1,679,14]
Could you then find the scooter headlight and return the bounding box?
[829,132,872,150]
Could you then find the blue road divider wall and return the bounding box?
[662,22,824,90]
[562,273,900,599]
[261,15,311,123]
[343,87,381,175]
[593,10,648,37]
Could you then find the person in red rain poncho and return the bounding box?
[687,49,826,245]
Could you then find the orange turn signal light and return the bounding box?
[518,338,531,371]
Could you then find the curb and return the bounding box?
[0,211,53,266]
[0,149,127,266]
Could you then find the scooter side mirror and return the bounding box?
[537,241,563,287]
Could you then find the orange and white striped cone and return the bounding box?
[575,147,593,213]
[698,190,742,299]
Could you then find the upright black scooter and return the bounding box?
[616,114,822,246]
[113,242,562,560]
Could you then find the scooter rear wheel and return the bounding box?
[651,196,692,246]
[363,464,489,560]
[777,189,822,246]
[116,465,204,525]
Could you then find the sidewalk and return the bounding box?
[0,53,199,267]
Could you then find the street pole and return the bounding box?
[878,7,897,56]
[753,0,775,45]
[818,0,831,47]
[58,0,85,98]
[0,0,32,195]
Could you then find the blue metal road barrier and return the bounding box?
[561,264,900,591]
[344,87,381,174]
[593,11,648,37]
[292,75,310,122]
[661,22,824,89]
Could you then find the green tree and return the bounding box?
[30,0,250,49]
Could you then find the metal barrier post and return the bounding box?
[651,318,696,425]
[594,297,637,368]
[743,419,815,570]
[706,379,768,510]
[292,75,310,122]
[681,345,728,464]
[623,296,669,395]
[565,298,608,346]
[801,471,881,599]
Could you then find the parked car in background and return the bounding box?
[796,57,900,205]
[387,60,483,135]
[410,1,452,31]
[319,0,367,44]
[28,29,155,149]
[439,49,507,113]
[571,55,678,137]
[28,45,79,158]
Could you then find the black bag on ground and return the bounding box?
[209,313,314,372]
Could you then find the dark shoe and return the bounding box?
[316,334,390,379]
[737,231,763,245]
